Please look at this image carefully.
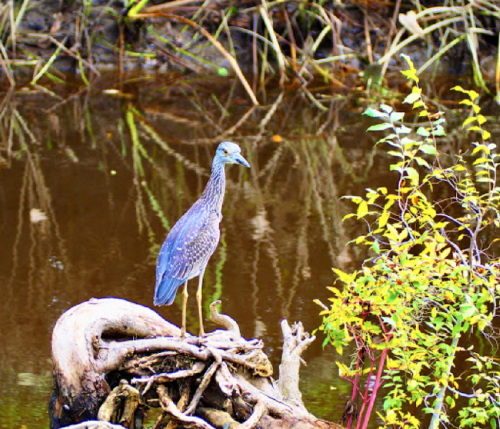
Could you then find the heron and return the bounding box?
[154,142,250,337]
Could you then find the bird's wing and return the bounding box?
[154,203,220,306]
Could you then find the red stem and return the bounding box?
[360,348,389,429]
[355,356,375,429]
[347,336,364,429]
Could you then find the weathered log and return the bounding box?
[50,298,344,429]
[278,320,315,409]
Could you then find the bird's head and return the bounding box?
[215,142,250,168]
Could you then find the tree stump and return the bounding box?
[50,298,344,429]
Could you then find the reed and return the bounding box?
[0,1,496,99]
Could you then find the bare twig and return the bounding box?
[105,336,272,376]
[209,300,241,336]
[132,361,206,392]
[239,400,267,429]
[215,361,239,396]
[157,385,217,429]
[185,361,221,415]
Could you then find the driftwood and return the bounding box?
[50,298,344,429]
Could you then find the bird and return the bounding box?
[154,142,250,338]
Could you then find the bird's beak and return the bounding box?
[233,153,250,168]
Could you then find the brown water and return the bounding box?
[0,74,462,428]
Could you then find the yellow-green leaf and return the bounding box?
[379,211,390,228]
[357,201,369,218]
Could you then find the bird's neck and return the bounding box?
[201,162,226,213]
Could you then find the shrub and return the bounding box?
[318,55,500,429]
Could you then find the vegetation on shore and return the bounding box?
[318,56,500,429]
[1,0,500,101]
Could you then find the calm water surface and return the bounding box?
[0,74,484,428]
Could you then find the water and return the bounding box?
[0,73,490,428]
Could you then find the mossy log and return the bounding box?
[50,298,344,429]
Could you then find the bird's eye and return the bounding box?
[223,149,229,156]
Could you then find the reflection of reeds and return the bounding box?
[208,229,226,307]
[0,103,60,421]
[1,104,70,314]
[1,82,384,340]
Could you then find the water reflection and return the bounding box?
[0,75,388,428]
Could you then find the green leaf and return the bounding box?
[414,156,430,168]
[417,127,430,137]
[476,177,491,183]
[217,67,229,76]
[390,111,405,122]
[403,92,420,104]
[434,125,446,136]
[419,144,437,155]
[406,167,419,183]
[387,151,404,159]
[396,125,412,134]
[451,322,461,338]
[127,0,150,17]
[367,123,393,131]
[461,305,476,319]
[380,104,393,114]
[363,107,387,118]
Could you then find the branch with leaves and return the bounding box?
[318,55,500,429]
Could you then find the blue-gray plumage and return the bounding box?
[154,142,250,337]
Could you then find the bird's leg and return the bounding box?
[196,270,205,337]
[181,281,188,338]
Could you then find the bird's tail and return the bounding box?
[154,276,183,306]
